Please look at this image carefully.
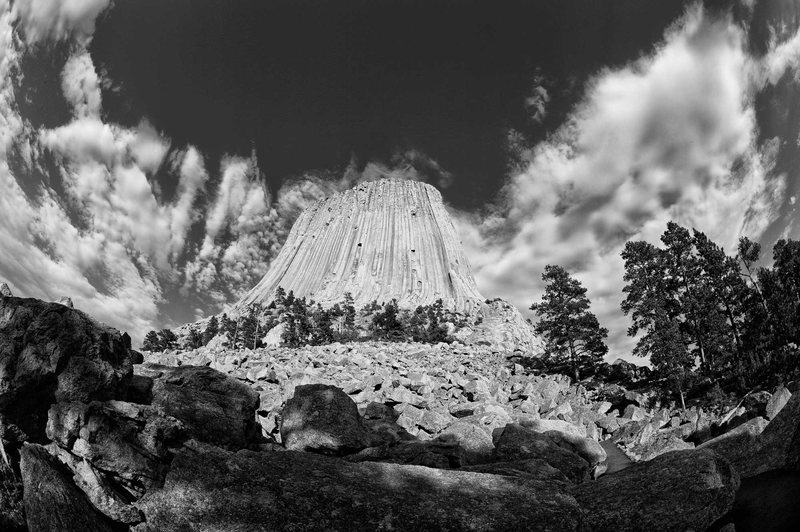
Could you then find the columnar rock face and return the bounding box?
[236,179,485,312]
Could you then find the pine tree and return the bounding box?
[238,311,258,349]
[531,265,608,382]
[142,330,162,352]
[187,328,203,349]
[342,292,357,340]
[157,329,178,351]
[220,313,235,343]
[371,299,407,341]
[203,316,219,345]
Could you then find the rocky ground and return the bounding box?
[1,293,798,531]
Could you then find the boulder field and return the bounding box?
[1,294,798,530]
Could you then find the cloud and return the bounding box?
[61,48,101,117]
[458,5,786,361]
[763,22,800,85]
[12,0,111,44]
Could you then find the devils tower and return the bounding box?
[237,179,485,312]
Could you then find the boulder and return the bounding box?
[262,322,286,347]
[133,363,260,450]
[46,400,186,498]
[438,421,495,465]
[20,443,117,532]
[622,404,647,421]
[698,416,769,469]
[572,449,739,532]
[766,386,792,420]
[56,297,74,308]
[0,297,134,442]
[280,384,371,454]
[493,424,591,483]
[543,431,607,467]
[723,393,800,478]
[526,418,588,439]
[47,443,143,524]
[133,443,586,531]
[628,432,694,462]
[0,282,12,297]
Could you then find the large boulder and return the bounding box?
[438,420,495,465]
[280,384,371,454]
[20,443,117,532]
[766,386,792,420]
[46,400,186,498]
[132,363,260,450]
[492,423,591,483]
[722,392,800,478]
[0,297,134,442]
[133,443,586,531]
[698,416,769,470]
[572,449,739,531]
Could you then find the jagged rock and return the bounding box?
[572,449,739,532]
[56,296,74,308]
[47,443,143,524]
[622,404,647,421]
[493,424,591,483]
[766,386,792,420]
[46,400,186,498]
[0,458,24,531]
[133,443,585,531]
[133,363,260,450]
[0,297,134,442]
[20,443,117,532]
[438,420,495,465]
[628,432,694,461]
[280,384,371,454]
[0,282,13,297]
[526,418,588,439]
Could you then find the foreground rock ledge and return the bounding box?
[133,443,585,531]
[572,449,739,532]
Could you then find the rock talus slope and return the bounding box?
[237,179,484,312]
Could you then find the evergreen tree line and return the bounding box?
[142,288,461,352]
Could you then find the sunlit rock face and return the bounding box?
[237,179,485,312]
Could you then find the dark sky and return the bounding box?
[90,0,690,209]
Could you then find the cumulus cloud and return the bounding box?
[12,0,111,44]
[458,5,786,361]
[61,48,101,117]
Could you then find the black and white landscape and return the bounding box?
[3,0,800,531]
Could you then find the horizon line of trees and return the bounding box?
[143,289,465,352]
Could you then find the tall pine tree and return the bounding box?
[531,265,608,382]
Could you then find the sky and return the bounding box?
[1,0,800,359]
